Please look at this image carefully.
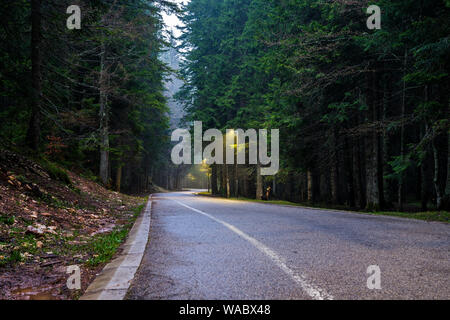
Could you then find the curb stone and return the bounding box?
[80,196,152,300]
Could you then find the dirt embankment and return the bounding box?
[0,150,145,300]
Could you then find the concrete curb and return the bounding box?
[80,196,152,300]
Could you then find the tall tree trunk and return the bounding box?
[115,165,122,192]
[176,168,181,190]
[446,132,450,204]
[319,172,328,204]
[365,69,380,210]
[440,81,450,211]
[433,139,443,209]
[166,166,170,190]
[299,172,306,202]
[207,173,211,193]
[256,163,262,200]
[225,165,230,198]
[353,138,366,209]
[377,66,386,210]
[307,170,313,203]
[382,74,392,207]
[221,165,226,195]
[421,160,429,211]
[272,175,277,199]
[433,133,448,210]
[398,49,407,211]
[243,168,249,197]
[285,173,293,201]
[430,82,449,210]
[344,138,355,207]
[420,88,431,211]
[330,129,339,204]
[330,156,339,204]
[26,0,42,151]
[211,165,218,195]
[99,42,110,185]
[354,88,367,210]
[420,128,430,212]
[234,162,238,197]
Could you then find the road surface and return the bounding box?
[127,191,450,300]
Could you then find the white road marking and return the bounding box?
[172,199,334,300]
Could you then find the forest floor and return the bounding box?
[0,150,146,300]
[196,192,449,223]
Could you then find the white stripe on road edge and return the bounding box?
[173,200,334,300]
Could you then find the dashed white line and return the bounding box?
[172,199,334,300]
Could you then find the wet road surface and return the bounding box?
[127,191,450,300]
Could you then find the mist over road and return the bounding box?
[127,191,450,300]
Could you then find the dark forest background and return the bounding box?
[1,0,449,212]
[177,0,450,212]
[0,0,176,193]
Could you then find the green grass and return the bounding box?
[131,204,145,216]
[85,227,131,266]
[365,211,449,223]
[0,250,22,267]
[0,203,146,269]
[230,197,309,207]
[195,193,449,223]
[85,204,144,267]
[0,215,15,226]
[197,192,319,208]
[197,192,212,196]
[8,250,23,263]
[0,229,42,268]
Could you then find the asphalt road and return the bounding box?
[127,191,450,300]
